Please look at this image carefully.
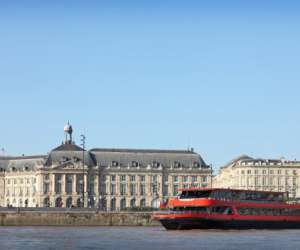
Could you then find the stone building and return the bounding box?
[0,123,212,209]
[213,155,300,200]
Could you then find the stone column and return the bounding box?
[95,175,99,208]
[61,174,66,195]
[50,174,56,207]
[51,174,56,195]
[72,174,77,195]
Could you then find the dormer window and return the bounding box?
[131,161,138,167]
[193,162,200,168]
[24,166,29,171]
[152,161,160,168]
[174,161,181,168]
[112,161,119,167]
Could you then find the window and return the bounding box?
[152,175,157,183]
[183,176,188,182]
[140,175,145,182]
[163,175,168,182]
[45,174,49,180]
[130,183,136,195]
[140,199,146,207]
[43,183,49,194]
[173,184,179,196]
[20,179,23,184]
[111,175,116,182]
[130,198,136,208]
[110,198,116,211]
[174,161,181,168]
[163,185,168,196]
[66,174,73,194]
[173,176,178,183]
[262,176,266,186]
[278,170,281,175]
[192,176,197,182]
[270,170,274,174]
[120,199,126,210]
[100,183,106,195]
[202,176,207,183]
[120,175,126,182]
[247,170,251,174]
[120,183,126,195]
[255,170,258,174]
[263,170,266,174]
[76,175,83,194]
[55,174,62,194]
[130,175,136,182]
[241,170,245,175]
[112,161,119,167]
[140,184,145,195]
[110,184,116,195]
[132,161,138,167]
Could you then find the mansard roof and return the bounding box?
[45,143,96,167]
[0,155,46,171]
[90,148,208,168]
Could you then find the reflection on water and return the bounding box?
[0,226,299,250]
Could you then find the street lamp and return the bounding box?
[80,134,86,208]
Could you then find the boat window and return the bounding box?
[172,206,207,213]
[179,190,212,199]
[237,207,300,216]
[212,206,233,215]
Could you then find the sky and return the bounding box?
[0,1,300,171]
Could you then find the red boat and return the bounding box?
[153,188,300,230]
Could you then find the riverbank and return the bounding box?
[0,208,160,226]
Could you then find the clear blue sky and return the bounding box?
[0,1,300,170]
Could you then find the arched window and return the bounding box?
[99,198,107,211]
[140,199,146,208]
[77,198,82,208]
[55,197,62,207]
[110,198,116,211]
[120,198,126,210]
[43,197,50,207]
[130,198,136,208]
[66,197,72,208]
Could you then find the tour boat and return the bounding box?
[153,188,300,230]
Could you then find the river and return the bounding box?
[0,226,299,250]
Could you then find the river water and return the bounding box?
[0,226,299,250]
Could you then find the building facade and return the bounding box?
[213,155,300,200]
[0,124,212,209]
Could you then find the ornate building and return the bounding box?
[213,155,300,200]
[0,123,212,209]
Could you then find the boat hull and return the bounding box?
[159,218,300,230]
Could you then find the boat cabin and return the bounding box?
[178,188,288,203]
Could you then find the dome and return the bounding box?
[64,123,73,134]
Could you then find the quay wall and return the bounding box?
[0,209,160,226]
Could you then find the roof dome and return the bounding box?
[64,122,73,134]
